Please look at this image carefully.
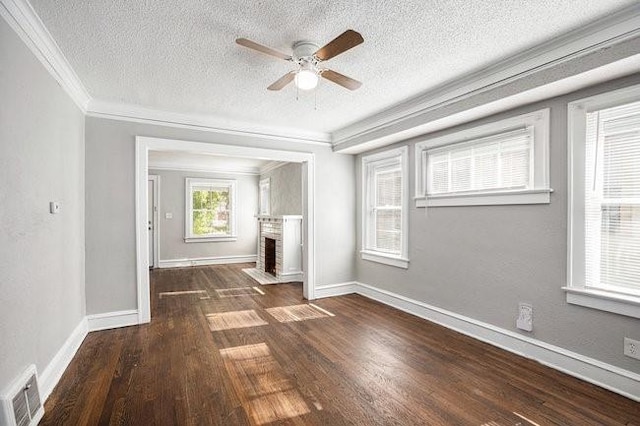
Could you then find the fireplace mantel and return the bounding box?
[257,215,303,282]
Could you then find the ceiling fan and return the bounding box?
[236,30,363,92]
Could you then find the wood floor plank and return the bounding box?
[40,263,640,425]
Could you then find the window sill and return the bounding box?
[562,287,640,319]
[415,188,552,208]
[185,236,237,243]
[361,250,409,269]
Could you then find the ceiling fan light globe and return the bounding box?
[295,70,318,90]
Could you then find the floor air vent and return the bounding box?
[0,365,44,426]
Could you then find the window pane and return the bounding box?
[430,160,449,194]
[501,148,529,188]
[603,133,640,198]
[193,190,207,209]
[375,209,401,253]
[585,103,640,292]
[376,169,401,206]
[193,210,215,235]
[426,127,531,195]
[451,151,472,192]
[600,204,640,290]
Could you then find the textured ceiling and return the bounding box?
[30,0,638,134]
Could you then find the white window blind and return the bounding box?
[426,128,533,196]
[585,101,640,293]
[373,164,402,254]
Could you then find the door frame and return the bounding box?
[135,136,316,324]
[147,174,160,269]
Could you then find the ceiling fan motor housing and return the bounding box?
[292,41,320,61]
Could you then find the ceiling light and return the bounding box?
[295,69,318,91]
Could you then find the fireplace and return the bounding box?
[264,237,276,275]
[256,215,303,282]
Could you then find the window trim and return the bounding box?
[184,178,237,243]
[361,146,409,268]
[259,177,270,216]
[565,84,640,319]
[414,109,551,207]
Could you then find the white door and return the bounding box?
[148,177,157,268]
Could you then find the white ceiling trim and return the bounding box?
[148,164,261,176]
[0,0,90,112]
[86,99,332,146]
[337,54,640,155]
[332,3,640,151]
[259,161,288,175]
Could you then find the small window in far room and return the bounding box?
[185,178,237,242]
[259,178,270,216]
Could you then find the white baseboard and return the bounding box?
[314,282,359,299]
[87,309,140,332]
[39,318,88,401]
[158,254,257,269]
[321,281,640,402]
[278,271,303,282]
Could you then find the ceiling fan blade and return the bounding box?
[236,38,292,61]
[314,30,364,61]
[321,69,362,90]
[267,72,296,90]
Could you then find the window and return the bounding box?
[361,146,409,268]
[567,85,640,318]
[259,178,270,216]
[415,109,551,207]
[185,178,237,242]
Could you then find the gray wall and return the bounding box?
[355,74,640,374]
[0,19,85,391]
[85,117,355,314]
[261,162,302,215]
[149,169,258,261]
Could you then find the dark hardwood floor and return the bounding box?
[41,264,640,425]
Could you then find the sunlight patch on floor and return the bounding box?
[158,290,208,298]
[220,343,310,424]
[513,412,541,426]
[215,287,263,298]
[266,304,334,323]
[206,310,268,331]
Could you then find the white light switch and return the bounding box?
[165,212,173,219]
[49,201,61,214]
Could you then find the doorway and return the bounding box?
[135,136,316,324]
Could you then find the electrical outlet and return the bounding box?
[624,338,640,360]
[516,303,533,332]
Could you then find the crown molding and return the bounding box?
[87,98,332,146]
[0,0,90,112]
[332,3,640,152]
[259,161,288,175]
[148,163,261,176]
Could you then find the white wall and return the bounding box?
[85,117,356,314]
[260,162,302,216]
[149,169,258,262]
[0,18,85,391]
[355,74,640,375]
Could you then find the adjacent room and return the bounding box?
[1,0,640,424]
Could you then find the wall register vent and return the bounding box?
[0,365,44,426]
